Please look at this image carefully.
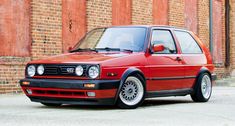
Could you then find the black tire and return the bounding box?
[117,74,146,109]
[41,102,62,107]
[191,73,212,102]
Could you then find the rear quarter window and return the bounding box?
[174,31,202,54]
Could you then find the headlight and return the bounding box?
[75,65,83,76]
[88,66,99,79]
[27,65,36,77]
[37,65,44,75]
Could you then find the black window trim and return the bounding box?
[174,30,203,54]
[150,28,178,55]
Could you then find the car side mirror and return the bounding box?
[68,46,73,52]
[152,44,165,53]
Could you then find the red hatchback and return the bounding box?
[20,25,216,109]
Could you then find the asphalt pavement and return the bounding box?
[1,86,235,126]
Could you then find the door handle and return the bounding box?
[175,57,182,61]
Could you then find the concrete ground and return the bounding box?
[1,85,235,126]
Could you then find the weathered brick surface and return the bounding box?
[152,0,168,25]
[31,0,62,60]
[86,0,112,31]
[169,0,185,27]
[198,0,210,47]
[0,0,31,57]
[0,57,30,94]
[132,0,153,25]
[112,0,132,25]
[230,0,235,75]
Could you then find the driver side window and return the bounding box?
[151,30,177,54]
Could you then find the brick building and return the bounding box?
[0,0,235,94]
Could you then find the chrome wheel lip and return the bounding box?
[119,77,144,106]
[201,75,212,99]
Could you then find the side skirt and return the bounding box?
[146,88,193,98]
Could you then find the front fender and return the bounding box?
[114,67,146,103]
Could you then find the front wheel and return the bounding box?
[191,73,212,102]
[117,75,145,109]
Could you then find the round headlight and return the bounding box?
[75,65,83,76]
[88,66,99,79]
[37,65,44,75]
[27,65,36,77]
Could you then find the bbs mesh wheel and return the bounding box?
[117,75,145,109]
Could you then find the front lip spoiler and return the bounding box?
[211,73,217,81]
[29,96,115,105]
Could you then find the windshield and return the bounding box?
[73,27,147,52]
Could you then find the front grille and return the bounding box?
[31,88,86,97]
[41,64,87,76]
[44,65,59,75]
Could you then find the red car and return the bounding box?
[20,25,216,109]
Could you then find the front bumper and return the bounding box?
[20,78,120,105]
[211,73,217,81]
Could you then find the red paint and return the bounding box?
[152,0,168,25]
[0,0,30,56]
[22,87,117,99]
[112,0,131,25]
[212,0,223,64]
[21,25,215,105]
[184,0,198,34]
[62,0,87,52]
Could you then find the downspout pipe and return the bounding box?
[225,0,230,67]
[209,0,213,56]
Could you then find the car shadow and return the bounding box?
[141,98,193,107]
[36,98,193,110]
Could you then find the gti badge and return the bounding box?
[66,68,74,73]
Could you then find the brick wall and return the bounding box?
[152,0,168,25]
[230,0,235,75]
[62,0,87,52]
[0,57,30,94]
[214,0,232,78]
[31,0,62,60]
[184,0,198,34]
[0,0,31,94]
[132,0,153,25]
[198,0,210,47]
[169,0,185,27]
[86,0,112,31]
[112,0,132,25]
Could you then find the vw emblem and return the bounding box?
[66,68,74,73]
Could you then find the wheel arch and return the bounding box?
[192,67,212,94]
[196,67,212,80]
[114,67,146,103]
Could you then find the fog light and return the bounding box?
[87,92,95,97]
[26,89,32,95]
[84,83,95,88]
[22,81,30,85]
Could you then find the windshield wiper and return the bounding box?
[69,48,97,53]
[95,47,133,53]
[95,47,120,51]
[121,49,133,53]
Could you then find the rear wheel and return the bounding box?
[117,75,145,109]
[41,102,62,107]
[191,73,212,102]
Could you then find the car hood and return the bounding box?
[29,52,131,64]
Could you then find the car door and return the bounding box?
[174,30,207,88]
[146,28,188,91]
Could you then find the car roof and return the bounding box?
[109,25,189,32]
